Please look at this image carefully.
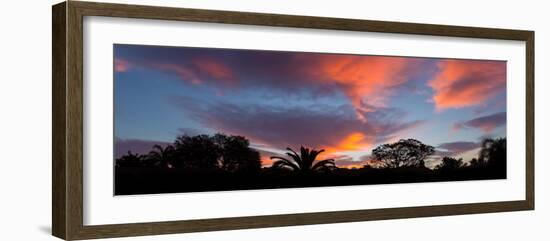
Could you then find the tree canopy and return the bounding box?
[117,133,262,173]
[372,139,435,168]
[471,137,506,173]
[212,134,261,173]
[436,157,465,170]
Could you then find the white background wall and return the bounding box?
[0,0,547,240]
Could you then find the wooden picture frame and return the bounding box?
[52,1,534,240]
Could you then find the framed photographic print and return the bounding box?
[52,1,534,240]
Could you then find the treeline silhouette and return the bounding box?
[115,134,506,195]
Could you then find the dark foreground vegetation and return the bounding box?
[115,134,506,195]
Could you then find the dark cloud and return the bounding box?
[453,112,506,133]
[173,95,425,153]
[114,138,171,158]
[438,141,479,153]
[436,141,479,157]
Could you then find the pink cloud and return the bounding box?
[296,55,423,121]
[147,57,237,86]
[149,62,202,84]
[428,60,506,111]
[114,58,131,72]
[192,57,237,85]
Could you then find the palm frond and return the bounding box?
[271,159,299,171]
[270,156,300,170]
[285,151,301,163]
[285,148,301,163]
[271,147,336,173]
[310,149,325,161]
[286,147,299,158]
[300,146,308,162]
[312,159,336,171]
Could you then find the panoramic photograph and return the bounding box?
[113,44,507,195]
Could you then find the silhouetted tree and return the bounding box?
[372,139,435,168]
[270,146,336,173]
[114,136,509,195]
[173,134,219,169]
[166,133,262,173]
[436,157,465,170]
[479,138,506,163]
[361,164,374,170]
[474,138,506,173]
[148,144,175,168]
[212,134,262,173]
[116,151,146,168]
[469,157,482,167]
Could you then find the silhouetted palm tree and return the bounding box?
[270,146,336,173]
[148,144,175,168]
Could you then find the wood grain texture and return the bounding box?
[73,201,530,240]
[52,2,67,240]
[72,1,534,40]
[66,1,85,240]
[525,32,535,209]
[52,1,535,240]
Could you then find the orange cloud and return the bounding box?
[428,60,506,111]
[299,55,418,121]
[257,132,374,167]
[340,164,364,169]
[260,155,274,166]
[322,132,373,159]
[114,58,130,72]
[335,156,385,169]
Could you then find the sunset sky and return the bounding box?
[114,44,507,168]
